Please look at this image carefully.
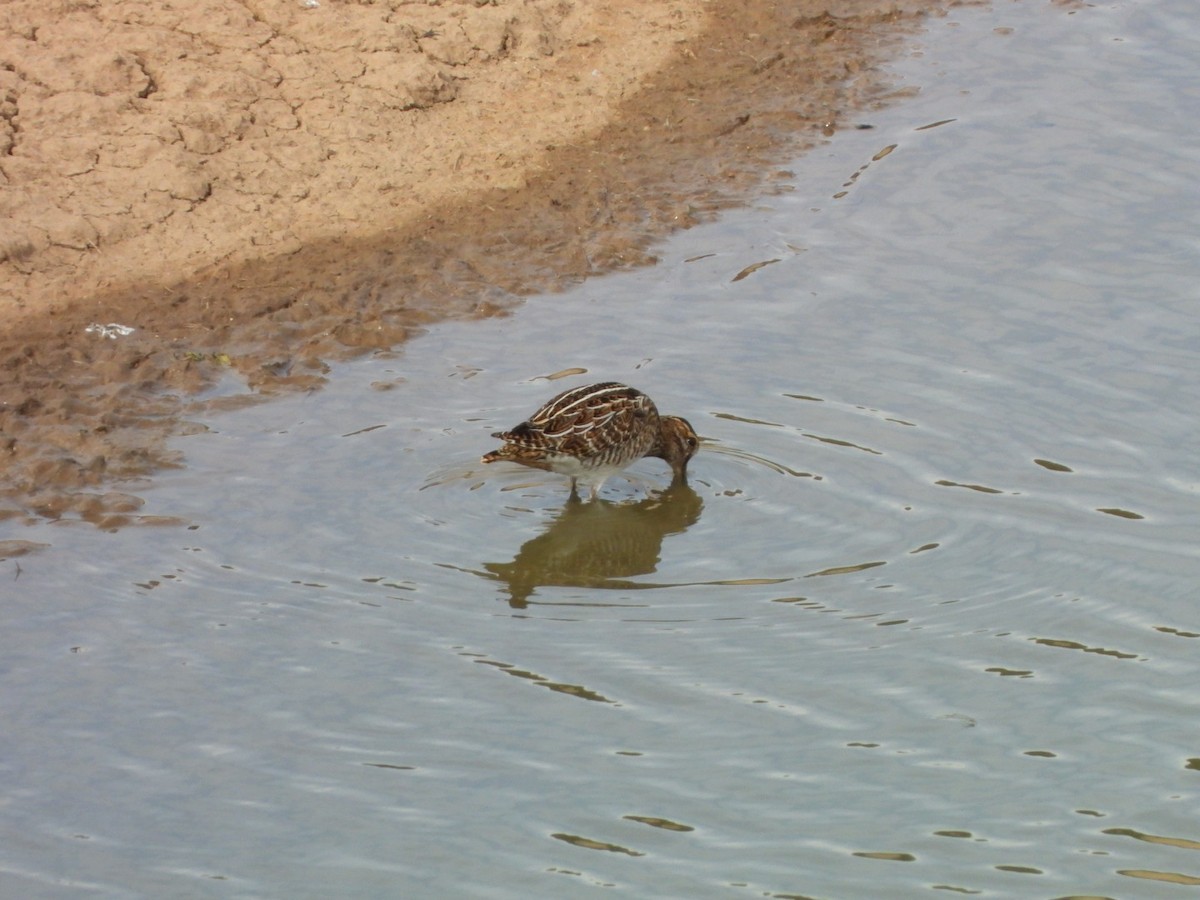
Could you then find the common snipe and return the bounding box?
[481,382,699,499]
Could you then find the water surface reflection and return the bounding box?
[481,484,704,608]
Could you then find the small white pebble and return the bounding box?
[85,323,136,339]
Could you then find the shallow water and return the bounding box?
[5,1,1200,897]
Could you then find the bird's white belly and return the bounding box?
[543,453,626,480]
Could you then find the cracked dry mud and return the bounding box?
[0,0,951,528]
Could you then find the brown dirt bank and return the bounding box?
[0,0,953,528]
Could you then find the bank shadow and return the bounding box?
[483,482,704,609]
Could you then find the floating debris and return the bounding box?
[731,258,781,282]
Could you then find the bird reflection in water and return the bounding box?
[484,482,703,608]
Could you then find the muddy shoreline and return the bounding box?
[0,0,949,527]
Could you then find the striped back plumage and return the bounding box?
[494,382,659,462]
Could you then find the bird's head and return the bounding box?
[654,416,700,480]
